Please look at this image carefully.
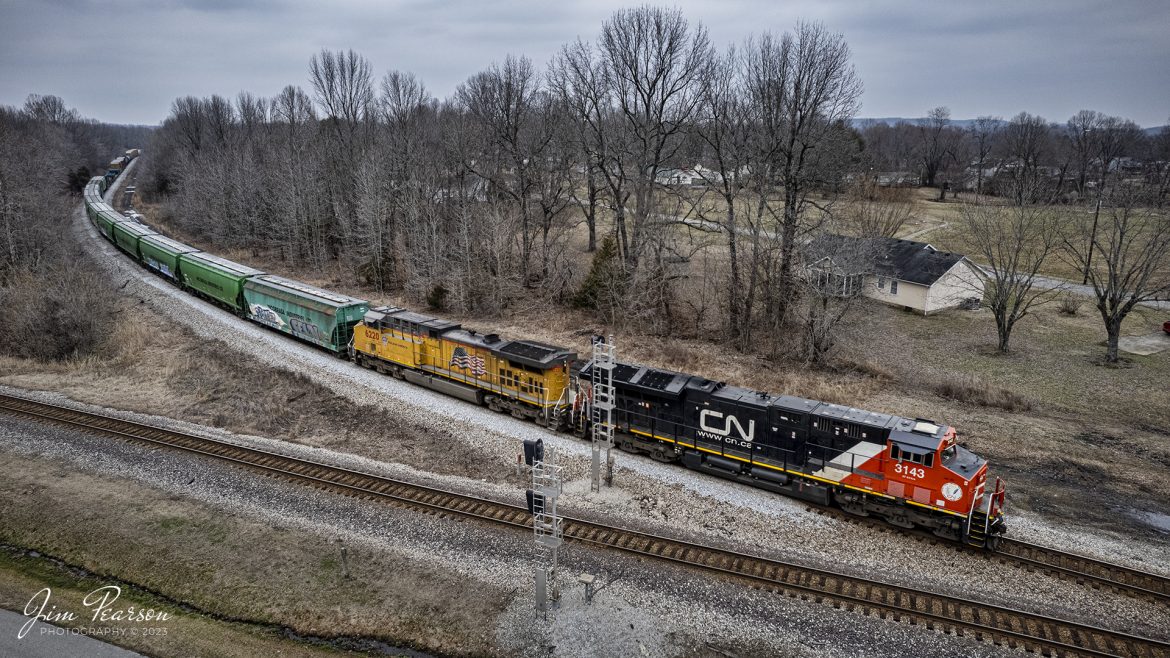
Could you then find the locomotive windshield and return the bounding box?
[941,445,956,463]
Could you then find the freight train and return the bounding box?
[83,159,1008,548]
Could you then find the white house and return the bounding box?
[655,165,724,187]
[806,235,985,314]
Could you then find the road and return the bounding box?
[975,266,1170,310]
[0,609,145,658]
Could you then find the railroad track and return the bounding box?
[804,506,1170,606]
[998,538,1170,604]
[2,392,1168,658]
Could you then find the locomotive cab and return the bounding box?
[879,421,1005,545]
[885,423,967,497]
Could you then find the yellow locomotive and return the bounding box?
[351,306,576,427]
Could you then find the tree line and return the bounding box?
[141,6,1169,366]
[861,107,1170,204]
[0,95,151,360]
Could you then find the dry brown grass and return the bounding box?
[932,373,1034,412]
[0,452,506,657]
[0,301,507,481]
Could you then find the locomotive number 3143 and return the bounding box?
[894,463,926,479]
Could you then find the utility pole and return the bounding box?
[526,440,562,613]
[590,335,616,492]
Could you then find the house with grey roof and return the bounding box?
[805,235,985,314]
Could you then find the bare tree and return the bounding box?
[694,44,755,348]
[918,106,956,189]
[598,5,712,267]
[548,39,617,257]
[743,22,863,331]
[22,94,78,125]
[999,112,1052,204]
[458,55,541,281]
[364,70,433,290]
[959,197,1061,352]
[310,49,375,246]
[1077,114,1143,283]
[968,115,1001,197]
[840,179,913,238]
[310,49,375,137]
[1153,119,1170,206]
[1061,187,1170,363]
[1066,110,1103,197]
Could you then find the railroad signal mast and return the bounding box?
[590,335,616,493]
[525,439,563,612]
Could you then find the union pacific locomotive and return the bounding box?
[84,158,1007,549]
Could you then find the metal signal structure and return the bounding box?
[528,442,563,612]
[590,335,616,492]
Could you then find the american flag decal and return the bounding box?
[450,346,487,376]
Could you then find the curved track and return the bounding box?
[2,393,1168,657]
[95,161,1170,609]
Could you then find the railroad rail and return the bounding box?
[2,392,1168,658]
[804,506,1170,606]
[997,538,1170,604]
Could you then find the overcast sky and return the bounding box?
[1,0,1167,127]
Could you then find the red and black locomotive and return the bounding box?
[575,360,1007,547]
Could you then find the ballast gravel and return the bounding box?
[39,174,1170,649]
[1,416,1015,658]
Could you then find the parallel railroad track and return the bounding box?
[2,392,1167,657]
[997,538,1170,604]
[804,506,1170,606]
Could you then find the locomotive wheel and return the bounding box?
[650,447,675,463]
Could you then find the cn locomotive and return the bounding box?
[83,157,1008,548]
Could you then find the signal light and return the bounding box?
[523,438,544,466]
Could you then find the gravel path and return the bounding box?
[65,178,1170,641]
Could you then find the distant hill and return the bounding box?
[851,117,1005,129]
[854,118,1167,134]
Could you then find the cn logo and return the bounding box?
[699,409,755,443]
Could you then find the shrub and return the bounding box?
[0,260,117,362]
[1058,293,1083,316]
[573,235,623,310]
[426,283,449,311]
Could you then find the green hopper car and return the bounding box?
[84,178,104,204]
[177,252,264,312]
[242,275,370,353]
[94,208,123,241]
[111,220,158,259]
[139,234,200,281]
[84,178,107,224]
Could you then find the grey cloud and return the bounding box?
[0,0,1166,126]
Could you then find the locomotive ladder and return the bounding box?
[965,477,1006,548]
[590,335,616,492]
